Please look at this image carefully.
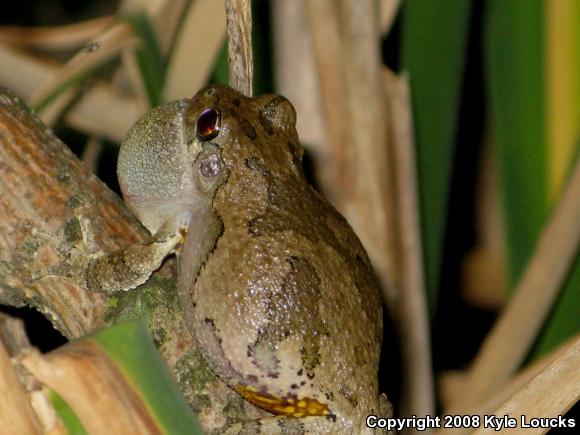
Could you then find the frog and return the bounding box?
[87,84,392,434]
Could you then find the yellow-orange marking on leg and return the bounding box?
[235,386,330,417]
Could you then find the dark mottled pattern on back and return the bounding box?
[243,157,381,343]
[241,118,257,139]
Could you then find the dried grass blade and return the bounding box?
[0,45,138,141]
[30,22,136,111]
[462,135,507,310]
[0,17,114,51]
[272,1,329,189]
[0,45,57,100]
[81,137,104,173]
[305,0,351,206]
[450,158,580,412]
[120,47,150,111]
[38,86,80,127]
[438,334,578,435]
[386,70,435,421]
[147,0,189,56]
[380,0,401,35]
[337,0,399,311]
[472,336,580,435]
[163,0,226,100]
[64,81,140,142]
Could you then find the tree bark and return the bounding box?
[0,88,256,430]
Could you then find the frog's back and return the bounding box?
[183,84,383,426]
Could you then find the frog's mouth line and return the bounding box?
[235,385,331,417]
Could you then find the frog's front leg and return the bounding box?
[85,219,184,293]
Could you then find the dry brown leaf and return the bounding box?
[22,342,161,435]
[0,339,42,435]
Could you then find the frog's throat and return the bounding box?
[235,385,331,417]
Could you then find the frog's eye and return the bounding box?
[196,107,221,141]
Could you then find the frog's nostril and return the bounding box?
[199,153,221,179]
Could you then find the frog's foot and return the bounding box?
[29,211,185,293]
[210,415,344,435]
[85,220,185,293]
[29,213,182,294]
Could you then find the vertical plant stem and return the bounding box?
[305,0,352,207]
[337,0,400,313]
[380,0,402,35]
[225,0,253,96]
[386,71,435,422]
[81,136,103,173]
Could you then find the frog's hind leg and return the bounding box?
[212,414,396,434]
[210,415,345,435]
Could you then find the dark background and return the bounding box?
[1,0,576,428]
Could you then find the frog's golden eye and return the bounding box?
[196,107,221,141]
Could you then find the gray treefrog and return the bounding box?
[88,84,392,434]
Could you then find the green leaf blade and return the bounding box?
[91,321,203,435]
[485,0,547,287]
[124,12,166,107]
[49,390,88,435]
[401,0,473,315]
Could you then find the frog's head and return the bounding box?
[117,95,228,235]
[117,84,303,235]
[185,84,304,182]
